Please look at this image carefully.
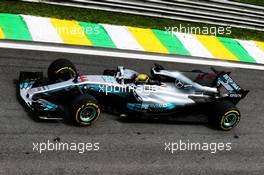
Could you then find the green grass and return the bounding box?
[1,0,264,41]
[233,0,264,6]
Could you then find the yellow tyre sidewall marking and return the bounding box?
[76,103,100,126]
[55,67,76,76]
[220,110,240,130]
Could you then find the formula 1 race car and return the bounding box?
[18,59,249,130]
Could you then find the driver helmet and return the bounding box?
[135,74,150,84]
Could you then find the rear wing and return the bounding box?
[212,68,249,104]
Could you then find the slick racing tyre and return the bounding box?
[210,101,240,131]
[71,95,101,126]
[48,59,77,81]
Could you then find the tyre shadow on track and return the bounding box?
[103,105,215,129]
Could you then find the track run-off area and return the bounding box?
[0,47,264,174]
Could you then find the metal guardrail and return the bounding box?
[21,0,264,31]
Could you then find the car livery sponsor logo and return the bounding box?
[80,75,88,82]
[127,103,176,112]
[229,93,242,98]
[222,74,241,91]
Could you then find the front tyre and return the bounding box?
[48,59,77,81]
[210,101,240,131]
[71,95,101,126]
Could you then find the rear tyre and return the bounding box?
[210,101,240,131]
[70,95,101,126]
[48,59,77,81]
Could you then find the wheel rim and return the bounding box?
[223,112,238,128]
[80,106,96,122]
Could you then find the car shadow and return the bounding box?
[115,113,218,130]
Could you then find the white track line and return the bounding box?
[22,15,63,43]
[236,39,264,64]
[102,24,144,51]
[174,32,214,58]
[0,40,263,70]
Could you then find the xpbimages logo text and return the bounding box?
[165,24,232,36]
[97,84,158,95]
[164,140,232,154]
[32,140,100,154]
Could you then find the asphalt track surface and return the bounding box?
[0,48,263,175]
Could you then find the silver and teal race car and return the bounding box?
[18,59,249,130]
